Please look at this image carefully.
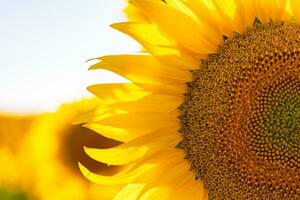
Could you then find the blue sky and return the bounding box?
[0,0,139,113]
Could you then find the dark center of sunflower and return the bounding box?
[179,21,300,199]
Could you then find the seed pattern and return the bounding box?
[180,22,300,199]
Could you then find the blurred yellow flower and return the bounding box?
[80,0,300,199]
[0,114,37,200]
[19,99,121,200]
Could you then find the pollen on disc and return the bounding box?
[179,22,300,199]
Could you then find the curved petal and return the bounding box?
[98,112,179,134]
[233,0,256,32]
[84,129,181,165]
[290,0,300,24]
[111,94,183,113]
[87,83,150,104]
[114,184,146,200]
[135,82,186,96]
[83,123,133,142]
[79,162,156,185]
[89,54,192,83]
[164,0,198,21]
[254,0,288,23]
[85,145,149,166]
[130,0,221,54]
[111,22,198,69]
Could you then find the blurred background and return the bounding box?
[0,0,140,199]
[0,0,139,114]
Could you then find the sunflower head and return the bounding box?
[180,21,300,199]
[81,0,300,199]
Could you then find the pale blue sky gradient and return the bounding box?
[0,0,139,113]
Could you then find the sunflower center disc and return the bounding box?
[180,22,300,199]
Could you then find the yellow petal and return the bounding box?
[114,184,146,200]
[130,0,221,54]
[135,82,186,96]
[185,0,235,37]
[211,0,236,19]
[124,1,148,22]
[254,0,288,23]
[233,0,258,32]
[98,112,179,134]
[85,129,181,165]
[89,55,192,83]
[74,106,126,124]
[139,187,170,200]
[111,94,183,113]
[87,83,149,104]
[85,145,149,166]
[290,0,300,24]
[111,22,198,69]
[83,123,133,142]
[84,111,181,143]
[164,0,198,21]
[79,162,156,185]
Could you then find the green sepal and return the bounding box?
[253,17,262,27]
[200,59,206,65]
[175,140,184,149]
[222,35,229,42]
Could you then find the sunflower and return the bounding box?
[21,99,121,200]
[80,0,300,199]
[0,114,37,200]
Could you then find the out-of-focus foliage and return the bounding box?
[0,187,29,200]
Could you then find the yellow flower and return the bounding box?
[21,99,121,200]
[0,114,37,200]
[80,0,300,199]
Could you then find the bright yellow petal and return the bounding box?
[79,162,156,185]
[233,0,256,32]
[111,94,183,113]
[88,83,149,104]
[130,0,221,54]
[135,82,186,96]
[85,145,149,166]
[111,22,199,69]
[83,123,134,142]
[139,187,170,200]
[99,111,178,128]
[164,0,198,21]
[85,129,181,165]
[114,184,145,200]
[89,54,192,83]
[290,0,300,24]
[254,0,288,23]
